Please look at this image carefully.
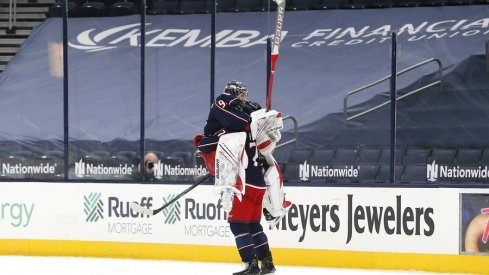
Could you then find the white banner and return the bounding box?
[0,182,481,254]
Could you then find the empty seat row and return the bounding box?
[48,0,140,17]
[2,150,194,166]
[287,148,489,165]
[48,0,486,17]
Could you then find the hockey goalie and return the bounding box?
[194,80,292,275]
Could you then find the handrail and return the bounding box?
[343,58,443,126]
[8,0,18,34]
[276,115,298,149]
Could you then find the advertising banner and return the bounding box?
[1,182,479,255]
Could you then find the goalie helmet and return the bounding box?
[223,80,248,101]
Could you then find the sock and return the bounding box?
[230,222,256,262]
[250,222,271,260]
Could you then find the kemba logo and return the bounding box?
[69,23,287,53]
[69,23,142,52]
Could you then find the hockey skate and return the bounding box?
[259,254,276,275]
[233,259,261,275]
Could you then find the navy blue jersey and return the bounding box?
[198,94,265,187]
[198,93,251,153]
[244,136,266,187]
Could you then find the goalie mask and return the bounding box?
[224,80,248,102]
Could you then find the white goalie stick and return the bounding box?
[266,0,286,111]
[130,173,212,216]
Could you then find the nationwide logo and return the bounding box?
[161,194,181,224]
[153,161,207,179]
[75,159,133,178]
[83,192,104,222]
[0,162,56,175]
[426,160,489,182]
[427,160,439,182]
[299,160,359,181]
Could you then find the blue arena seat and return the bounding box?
[289,0,320,10]
[429,148,456,165]
[377,165,403,183]
[171,151,193,165]
[308,149,335,164]
[456,148,481,165]
[356,148,381,164]
[379,148,404,164]
[288,149,313,164]
[179,0,209,13]
[479,148,489,165]
[9,150,35,159]
[90,150,111,160]
[402,148,431,165]
[333,149,358,164]
[109,1,137,16]
[148,0,179,14]
[114,150,137,163]
[401,165,427,183]
[282,164,301,182]
[216,0,235,12]
[234,0,264,11]
[43,150,64,160]
[79,1,106,17]
[354,164,380,183]
[48,1,79,17]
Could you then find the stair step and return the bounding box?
[0,29,32,36]
[0,21,41,28]
[0,13,47,20]
[0,64,6,71]
[0,7,49,13]
[6,0,56,4]
[0,56,12,62]
[0,47,19,54]
[0,38,26,45]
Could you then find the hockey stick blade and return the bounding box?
[130,201,155,216]
[130,173,212,217]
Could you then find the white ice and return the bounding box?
[0,256,468,275]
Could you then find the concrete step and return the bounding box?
[0,21,41,28]
[0,29,32,36]
[0,7,49,13]
[0,47,19,54]
[0,38,26,45]
[4,0,56,4]
[0,13,47,20]
[0,56,12,63]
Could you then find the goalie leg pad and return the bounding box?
[214,132,248,196]
[263,161,292,228]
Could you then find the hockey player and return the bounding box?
[194,80,291,275]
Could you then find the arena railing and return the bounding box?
[7,0,17,34]
[343,57,443,127]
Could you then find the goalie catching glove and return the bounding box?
[250,109,283,156]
